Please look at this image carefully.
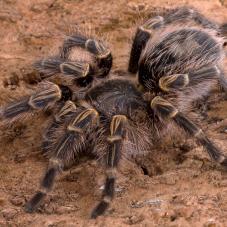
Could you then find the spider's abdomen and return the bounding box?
[138,27,224,91]
[85,79,146,119]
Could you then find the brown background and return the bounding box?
[0,0,227,226]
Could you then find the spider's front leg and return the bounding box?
[0,82,63,123]
[150,95,227,166]
[34,34,112,84]
[25,105,99,212]
[34,57,94,80]
[91,115,127,218]
[61,34,112,77]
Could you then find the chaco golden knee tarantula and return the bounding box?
[1,7,227,218]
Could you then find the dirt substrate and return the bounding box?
[0,0,227,226]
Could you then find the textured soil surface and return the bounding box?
[0,0,227,226]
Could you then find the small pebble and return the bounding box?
[0,197,6,206]
[203,219,220,227]
[10,196,24,206]
[55,205,77,214]
[1,208,18,220]
[124,214,144,225]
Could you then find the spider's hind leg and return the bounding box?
[164,7,218,28]
[129,7,223,74]
[128,16,164,73]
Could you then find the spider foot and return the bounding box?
[25,191,46,213]
[90,201,109,219]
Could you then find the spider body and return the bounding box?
[85,79,145,118]
[0,7,227,219]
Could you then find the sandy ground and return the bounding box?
[0,0,227,226]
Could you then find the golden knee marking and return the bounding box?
[85,39,93,49]
[85,39,110,59]
[39,188,48,194]
[107,135,122,143]
[29,84,61,109]
[49,158,63,170]
[68,108,99,133]
[169,109,179,118]
[60,62,90,77]
[67,125,83,133]
[103,196,111,203]
[150,96,178,118]
[72,108,99,126]
[110,115,127,136]
[159,74,189,92]
[97,50,111,59]
[218,155,226,164]
[55,101,77,122]
[194,129,203,138]
[140,16,164,34]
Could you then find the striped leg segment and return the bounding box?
[150,96,227,166]
[91,115,127,219]
[164,7,219,31]
[61,34,112,77]
[42,101,77,153]
[159,74,189,92]
[25,158,62,213]
[128,16,163,73]
[0,82,61,122]
[26,106,100,213]
[158,66,220,92]
[34,57,93,79]
[128,6,220,74]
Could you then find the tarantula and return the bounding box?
[0,7,227,219]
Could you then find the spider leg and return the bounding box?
[128,16,164,73]
[158,66,220,92]
[34,57,94,79]
[128,7,222,74]
[25,158,62,213]
[165,7,227,49]
[25,105,100,212]
[0,82,61,122]
[61,34,112,77]
[150,96,227,166]
[91,115,127,219]
[42,100,77,153]
[164,7,219,30]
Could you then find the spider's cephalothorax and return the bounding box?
[0,7,227,219]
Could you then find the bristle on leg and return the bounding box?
[0,82,61,122]
[25,158,62,213]
[150,96,227,166]
[91,115,127,218]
